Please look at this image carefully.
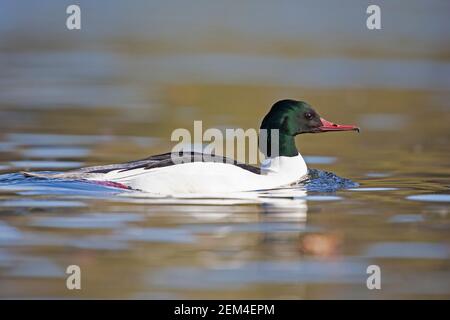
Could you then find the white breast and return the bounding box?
[92,154,307,195]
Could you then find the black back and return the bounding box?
[89,152,261,175]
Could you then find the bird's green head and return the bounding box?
[260,99,359,157]
[261,99,359,135]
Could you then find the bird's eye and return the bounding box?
[304,112,313,120]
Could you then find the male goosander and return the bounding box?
[22,100,359,194]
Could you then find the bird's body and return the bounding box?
[22,100,359,195]
[99,153,307,194]
[23,152,307,194]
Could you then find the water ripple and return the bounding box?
[407,194,450,203]
[366,242,450,259]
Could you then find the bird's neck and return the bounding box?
[260,153,307,179]
[260,131,298,158]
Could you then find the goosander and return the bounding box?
[22,100,359,194]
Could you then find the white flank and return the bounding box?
[87,154,308,195]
